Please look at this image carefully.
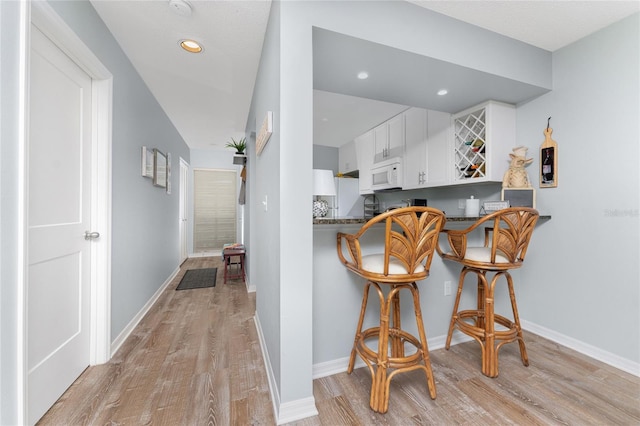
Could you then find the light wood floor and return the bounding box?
[39,257,640,425]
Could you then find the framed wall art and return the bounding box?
[256,111,273,156]
[153,149,167,188]
[166,152,172,194]
[141,146,154,178]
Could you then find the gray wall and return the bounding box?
[0,2,190,421]
[313,145,338,174]
[516,13,639,363]
[247,0,285,402]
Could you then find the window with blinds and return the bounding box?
[193,169,237,252]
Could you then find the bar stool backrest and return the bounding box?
[440,207,539,270]
[338,207,446,283]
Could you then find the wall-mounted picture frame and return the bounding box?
[141,146,154,178]
[502,188,536,209]
[166,152,172,194]
[153,149,167,188]
[256,111,273,156]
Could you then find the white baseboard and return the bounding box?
[521,320,640,377]
[245,273,255,293]
[254,314,280,423]
[277,397,319,425]
[253,313,319,424]
[110,266,180,356]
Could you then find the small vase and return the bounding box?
[313,200,329,218]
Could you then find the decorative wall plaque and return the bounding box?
[256,111,273,156]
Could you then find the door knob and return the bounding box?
[84,231,100,240]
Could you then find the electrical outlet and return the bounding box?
[458,199,466,209]
[444,280,452,296]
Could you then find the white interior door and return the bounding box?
[27,25,93,425]
[179,158,189,263]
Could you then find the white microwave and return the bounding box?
[371,158,403,192]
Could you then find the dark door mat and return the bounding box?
[176,268,217,291]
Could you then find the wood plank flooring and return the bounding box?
[39,257,640,425]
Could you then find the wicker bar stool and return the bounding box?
[337,207,446,413]
[438,207,539,377]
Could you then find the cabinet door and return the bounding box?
[355,130,374,194]
[339,140,357,174]
[387,113,405,159]
[426,110,450,186]
[403,108,427,189]
[373,123,388,164]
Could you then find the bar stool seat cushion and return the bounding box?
[361,254,425,275]
[448,247,510,264]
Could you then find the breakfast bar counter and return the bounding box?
[313,214,551,225]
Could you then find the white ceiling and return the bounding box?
[411,0,640,52]
[90,1,639,150]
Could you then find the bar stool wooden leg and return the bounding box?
[390,287,404,358]
[476,274,486,330]
[371,285,391,413]
[348,281,372,374]
[409,283,437,400]
[482,273,497,377]
[506,272,529,366]
[446,268,469,350]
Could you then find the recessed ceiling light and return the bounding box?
[357,71,369,80]
[180,39,203,53]
[437,89,448,96]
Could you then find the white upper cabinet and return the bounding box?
[403,108,451,189]
[338,140,357,174]
[403,108,427,189]
[373,112,405,163]
[451,100,516,184]
[425,109,451,187]
[353,101,516,194]
[354,130,374,194]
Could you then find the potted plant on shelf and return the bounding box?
[225,137,246,155]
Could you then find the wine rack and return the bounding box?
[451,101,516,184]
[454,107,486,180]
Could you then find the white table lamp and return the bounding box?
[313,169,336,218]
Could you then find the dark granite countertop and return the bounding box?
[313,215,551,225]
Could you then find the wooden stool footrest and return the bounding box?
[455,310,519,342]
[357,327,425,369]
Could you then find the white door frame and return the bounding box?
[18,2,113,422]
[179,158,190,264]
